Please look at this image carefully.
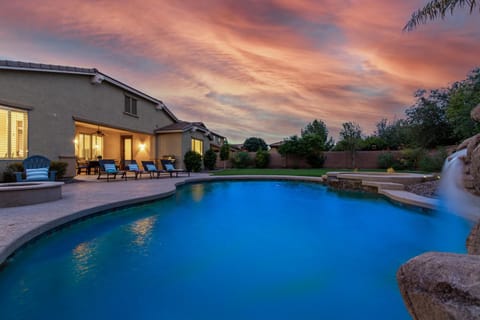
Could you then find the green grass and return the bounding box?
[211,168,431,177]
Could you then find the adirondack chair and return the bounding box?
[15,155,57,182]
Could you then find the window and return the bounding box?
[191,138,203,155]
[124,95,138,116]
[76,133,103,160]
[0,106,28,159]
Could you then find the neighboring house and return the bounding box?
[0,60,224,179]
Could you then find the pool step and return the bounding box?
[362,181,405,191]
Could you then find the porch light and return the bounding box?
[139,143,146,152]
[73,139,78,144]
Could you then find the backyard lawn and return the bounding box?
[210,168,428,176]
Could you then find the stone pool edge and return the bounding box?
[0,174,435,267]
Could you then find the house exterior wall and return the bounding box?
[0,69,175,179]
[157,133,182,168]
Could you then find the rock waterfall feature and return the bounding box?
[397,105,480,320]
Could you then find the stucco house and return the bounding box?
[0,60,225,179]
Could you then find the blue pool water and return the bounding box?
[0,181,471,320]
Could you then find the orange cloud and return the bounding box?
[1,0,479,142]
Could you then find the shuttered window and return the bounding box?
[0,106,28,159]
[124,95,138,116]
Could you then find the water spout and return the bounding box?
[438,149,480,221]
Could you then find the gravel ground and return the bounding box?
[405,180,440,198]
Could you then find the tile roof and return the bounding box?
[0,60,97,74]
[156,121,225,139]
[156,121,194,132]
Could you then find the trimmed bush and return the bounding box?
[231,152,251,168]
[419,149,447,172]
[378,152,396,169]
[184,151,202,172]
[203,149,217,170]
[2,162,24,182]
[50,161,68,179]
[305,152,325,168]
[255,150,270,168]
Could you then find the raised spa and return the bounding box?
[0,181,63,207]
[0,181,470,319]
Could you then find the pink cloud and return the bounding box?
[1,0,480,143]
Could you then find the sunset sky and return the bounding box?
[1,0,479,143]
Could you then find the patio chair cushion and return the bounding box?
[165,163,175,171]
[146,164,157,171]
[26,167,49,181]
[128,164,139,171]
[103,163,117,173]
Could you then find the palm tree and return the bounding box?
[404,0,478,31]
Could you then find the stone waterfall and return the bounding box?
[439,148,480,222]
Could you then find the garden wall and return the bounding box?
[214,150,402,170]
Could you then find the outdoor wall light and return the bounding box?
[139,143,146,152]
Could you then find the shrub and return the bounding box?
[2,162,24,182]
[50,161,68,180]
[255,150,270,168]
[419,149,447,172]
[378,152,396,169]
[203,149,217,170]
[184,151,202,172]
[305,152,325,168]
[231,152,251,168]
[398,148,426,170]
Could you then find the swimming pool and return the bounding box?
[0,181,471,319]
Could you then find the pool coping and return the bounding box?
[0,174,437,267]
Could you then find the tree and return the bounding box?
[374,118,413,150]
[301,119,334,150]
[446,68,480,140]
[405,89,456,148]
[404,0,479,31]
[243,137,268,152]
[220,141,230,169]
[338,122,363,168]
[203,149,217,170]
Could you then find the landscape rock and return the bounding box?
[467,221,480,255]
[471,104,480,122]
[397,252,480,320]
[471,145,480,194]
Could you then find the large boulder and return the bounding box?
[397,252,480,319]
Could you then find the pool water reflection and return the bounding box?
[0,181,471,320]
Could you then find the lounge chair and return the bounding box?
[98,159,125,181]
[123,160,145,180]
[15,155,57,182]
[141,161,165,179]
[161,159,190,178]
